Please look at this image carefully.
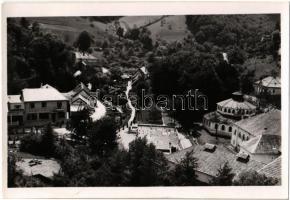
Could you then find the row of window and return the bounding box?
[26,112,65,121]
[203,119,232,133]
[214,123,232,132]
[256,86,278,94]
[233,130,249,141]
[217,105,253,115]
[29,102,63,109]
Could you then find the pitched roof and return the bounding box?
[258,156,281,179]
[166,145,265,177]
[234,109,281,137]
[22,86,67,102]
[8,95,22,104]
[75,51,97,60]
[217,98,256,110]
[240,134,280,154]
[255,76,281,88]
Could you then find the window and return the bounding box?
[221,125,225,131]
[215,124,218,129]
[242,135,245,141]
[246,136,249,141]
[234,130,236,135]
[232,109,235,114]
[57,102,62,109]
[229,126,232,132]
[41,102,47,108]
[39,113,49,120]
[30,103,35,109]
[14,105,21,109]
[27,113,37,120]
[238,132,241,138]
[57,112,65,119]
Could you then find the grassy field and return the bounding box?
[30,17,109,45]
[116,15,189,43]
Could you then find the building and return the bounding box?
[8,95,25,127]
[231,109,281,163]
[74,51,98,66]
[8,84,70,128]
[203,92,256,137]
[62,82,98,113]
[132,66,149,85]
[257,156,281,184]
[254,76,281,96]
[166,144,266,184]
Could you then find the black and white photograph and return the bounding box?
[2,1,288,199]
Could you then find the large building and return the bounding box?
[8,84,70,128]
[166,144,267,184]
[231,109,281,163]
[203,92,256,137]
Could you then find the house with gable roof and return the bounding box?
[8,84,70,127]
[231,109,281,163]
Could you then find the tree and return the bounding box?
[20,17,30,29]
[75,31,92,53]
[211,161,235,186]
[70,108,91,141]
[41,123,56,157]
[233,170,278,186]
[8,154,18,187]
[170,151,198,186]
[88,117,117,156]
[116,27,124,40]
[127,138,169,186]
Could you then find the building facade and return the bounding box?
[8,84,70,128]
[203,92,256,137]
[231,109,281,163]
[254,76,281,96]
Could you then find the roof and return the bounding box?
[258,156,281,179]
[140,66,148,75]
[255,76,281,88]
[16,158,61,179]
[166,145,265,177]
[217,98,256,110]
[22,86,67,102]
[8,95,22,104]
[75,51,97,60]
[203,111,237,124]
[240,134,281,154]
[71,94,92,106]
[234,109,281,137]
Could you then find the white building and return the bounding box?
[8,84,70,127]
[231,109,281,163]
[203,92,256,137]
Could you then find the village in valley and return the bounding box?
[7,15,281,187]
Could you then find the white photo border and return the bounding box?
[1,1,289,199]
